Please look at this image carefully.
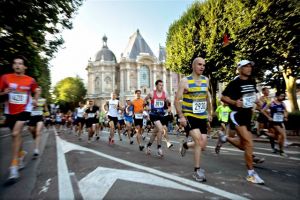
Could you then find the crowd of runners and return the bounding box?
[0,55,291,185]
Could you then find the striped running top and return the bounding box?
[182,75,208,119]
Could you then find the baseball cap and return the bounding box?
[237,60,254,69]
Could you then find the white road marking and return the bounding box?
[55,128,75,200]
[38,178,52,195]
[0,133,11,138]
[58,137,249,200]
[79,167,201,199]
[205,146,300,161]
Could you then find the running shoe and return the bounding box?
[279,150,289,158]
[139,145,145,151]
[272,148,279,153]
[192,169,206,182]
[167,143,174,149]
[215,131,226,154]
[246,171,264,185]
[179,142,187,157]
[18,150,27,170]
[253,156,265,164]
[8,166,19,181]
[130,140,134,145]
[87,139,91,144]
[33,149,39,159]
[146,146,151,155]
[157,148,164,157]
[110,139,115,145]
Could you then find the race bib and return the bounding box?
[192,100,207,114]
[88,113,95,118]
[135,113,143,119]
[77,111,84,118]
[273,113,284,122]
[154,99,164,108]
[222,112,229,119]
[242,93,256,108]
[31,110,43,116]
[9,92,28,104]
[128,111,133,116]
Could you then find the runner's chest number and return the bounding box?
[192,100,207,113]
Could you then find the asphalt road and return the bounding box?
[0,127,299,200]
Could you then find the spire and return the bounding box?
[102,35,108,48]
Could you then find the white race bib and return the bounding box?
[128,111,133,116]
[135,113,143,119]
[9,92,28,104]
[31,110,43,116]
[77,111,84,118]
[88,113,95,118]
[192,100,207,113]
[154,99,164,108]
[242,93,256,108]
[273,113,284,122]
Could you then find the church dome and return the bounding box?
[95,35,116,62]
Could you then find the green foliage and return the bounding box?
[166,0,299,110]
[0,0,84,102]
[53,77,87,110]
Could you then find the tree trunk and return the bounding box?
[282,67,299,112]
[208,74,218,112]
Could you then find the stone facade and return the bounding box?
[86,30,180,108]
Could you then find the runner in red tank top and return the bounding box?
[0,55,39,182]
[144,80,171,157]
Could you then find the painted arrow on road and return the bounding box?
[78,167,200,199]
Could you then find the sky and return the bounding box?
[49,0,194,86]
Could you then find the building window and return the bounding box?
[104,76,112,91]
[105,76,111,84]
[140,65,150,87]
[95,77,100,92]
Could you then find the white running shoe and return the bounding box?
[146,146,151,155]
[8,166,19,181]
[157,148,163,157]
[192,168,206,182]
[246,171,264,185]
[33,149,39,158]
[18,151,27,170]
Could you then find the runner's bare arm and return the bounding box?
[261,104,272,121]
[103,101,109,112]
[144,92,153,105]
[32,87,41,106]
[221,96,242,107]
[206,78,213,121]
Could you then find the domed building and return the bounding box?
[86,29,180,107]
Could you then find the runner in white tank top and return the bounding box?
[103,92,120,144]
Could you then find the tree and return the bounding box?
[235,0,300,111]
[53,77,87,111]
[0,0,84,102]
[166,0,299,111]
